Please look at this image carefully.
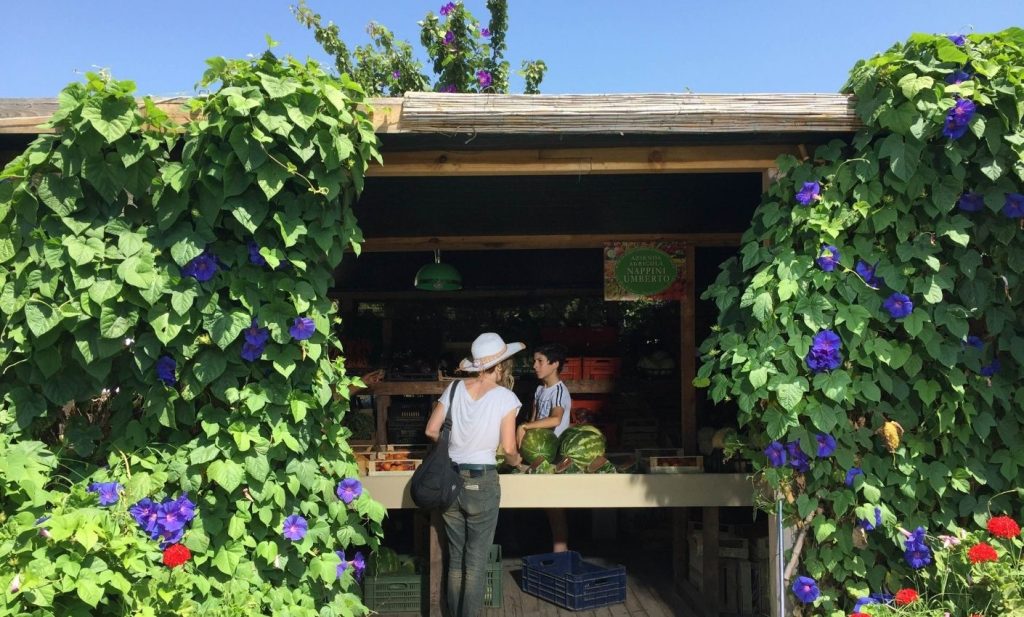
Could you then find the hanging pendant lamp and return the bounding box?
[414,250,462,291]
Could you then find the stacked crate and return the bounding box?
[387,396,431,444]
[686,523,770,616]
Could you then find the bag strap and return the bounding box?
[440,380,459,441]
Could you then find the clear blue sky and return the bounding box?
[2,1,1020,98]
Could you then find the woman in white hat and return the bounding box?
[425,332,524,617]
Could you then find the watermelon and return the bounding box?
[520,428,559,465]
[558,424,606,469]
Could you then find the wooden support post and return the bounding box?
[703,507,721,616]
[374,394,390,448]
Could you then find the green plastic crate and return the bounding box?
[363,572,427,613]
[485,544,503,608]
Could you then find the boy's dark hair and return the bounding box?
[534,343,568,373]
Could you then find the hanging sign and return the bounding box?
[604,241,686,301]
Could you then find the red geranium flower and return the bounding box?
[162,543,191,568]
[987,515,1021,539]
[850,613,871,617]
[894,588,919,606]
[968,542,998,564]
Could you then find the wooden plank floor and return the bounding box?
[375,550,694,617]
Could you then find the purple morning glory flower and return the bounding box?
[156,355,177,386]
[182,251,220,282]
[947,34,967,46]
[336,550,348,578]
[157,501,189,533]
[904,527,932,569]
[289,316,316,341]
[786,441,811,473]
[248,241,267,267]
[130,498,161,535]
[764,441,787,468]
[957,191,985,212]
[35,516,51,539]
[942,98,976,140]
[440,83,457,93]
[88,482,121,506]
[241,341,265,362]
[883,293,913,319]
[476,69,493,89]
[392,70,401,79]
[855,260,883,288]
[241,318,269,361]
[443,31,455,46]
[806,329,843,373]
[859,507,883,532]
[854,597,880,612]
[946,69,972,84]
[1002,193,1024,218]
[352,551,366,581]
[336,478,363,504]
[791,576,820,603]
[282,514,308,541]
[980,359,1001,377]
[964,335,984,350]
[166,494,196,524]
[480,27,491,37]
[439,2,455,16]
[816,244,840,272]
[815,433,836,457]
[795,181,820,206]
[845,467,864,487]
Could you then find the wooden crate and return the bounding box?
[372,445,429,461]
[647,455,703,474]
[368,458,423,475]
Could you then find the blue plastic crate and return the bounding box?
[521,551,626,611]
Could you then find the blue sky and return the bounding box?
[2,1,1020,97]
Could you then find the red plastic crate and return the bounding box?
[561,357,583,381]
[582,357,622,381]
[571,397,609,424]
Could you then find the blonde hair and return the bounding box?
[483,358,515,390]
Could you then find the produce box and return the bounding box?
[521,551,626,610]
[636,447,683,471]
[647,455,703,474]
[351,443,375,476]
[367,459,422,475]
[582,357,622,380]
[372,445,429,460]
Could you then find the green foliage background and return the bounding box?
[698,28,1024,614]
[0,51,384,616]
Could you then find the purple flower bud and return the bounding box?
[480,28,491,37]
[855,260,884,288]
[156,355,177,386]
[947,34,967,46]
[845,467,863,487]
[248,241,267,267]
[439,2,455,16]
[443,31,455,46]
[795,181,820,206]
[816,244,840,272]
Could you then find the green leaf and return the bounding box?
[749,367,769,389]
[752,292,774,322]
[80,96,134,141]
[117,253,157,289]
[150,307,186,345]
[193,350,227,387]
[228,196,269,233]
[171,289,197,316]
[24,301,62,337]
[75,577,104,607]
[207,459,245,494]
[255,163,290,200]
[170,235,205,267]
[896,73,934,99]
[37,174,82,216]
[777,279,798,301]
[777,381,806,411]
[209,310,251,349]
[212,541,246,575]
[99,304,137,339]
[88,279,122,305]
[259,74,298,98]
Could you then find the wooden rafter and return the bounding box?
[360,233,744,252]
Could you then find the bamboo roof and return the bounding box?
[0,93,862,137]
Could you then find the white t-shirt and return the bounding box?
[437,381,521,465]
[534,382,572,437]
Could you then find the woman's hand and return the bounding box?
[516,424,528,446]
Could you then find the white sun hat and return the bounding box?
[457,332,526,372]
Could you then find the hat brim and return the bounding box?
[457,342,525,372]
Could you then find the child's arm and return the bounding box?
[521,405,565,432]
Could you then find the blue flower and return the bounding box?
[182,251,220,282]
[942,98,976,140]
[946,69,972,84]
[805,329,843,373]
[241,318,269,362]
[957,192,985,212]
[336,550,348,578]
[795,182,820,206]
[248,241,267,267]
[336,478,363,505]
[130,498,161,535]
[904,528,932,569]
[980,359,1001,377]
[845,467,863,487]
[439,2,455,16]
[815,433,836,457]
[816,245,840,272]
[947,33,967,46]
[157,500,190,534]
[791,576,819,603]
[964,335,984,350]
[480,27,491,37]
[883,293,913,319]
[859,507,883,532]
[764,441,787,468]
[786,441,811,473]
[853,596,880,612]
[156,355,177,386]
[443,31,455,46]
[352,551,366,581]
[283,514,308,541]
[1002,193,1024,218]
[476,70,493,88]
[289,316,316,341]
[88,482,121,506]
[854,260,883,288]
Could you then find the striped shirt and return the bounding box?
[533,382,572,437]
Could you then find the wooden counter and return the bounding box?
[361,472,753,509]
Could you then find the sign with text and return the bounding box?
[604,241,686,301]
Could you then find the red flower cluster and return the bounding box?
[894,587,919,606]
[162,543,192,568]
[850,613,871,617]
[968,542,998,564]
[987,515,1021,539]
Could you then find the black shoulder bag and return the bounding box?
[410,381,463,510]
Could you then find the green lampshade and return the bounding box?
[414,260,462,291]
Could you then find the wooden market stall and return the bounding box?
[0,92,864,617]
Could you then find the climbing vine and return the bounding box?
[698,28,1024,615]
[0,50,383,615]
